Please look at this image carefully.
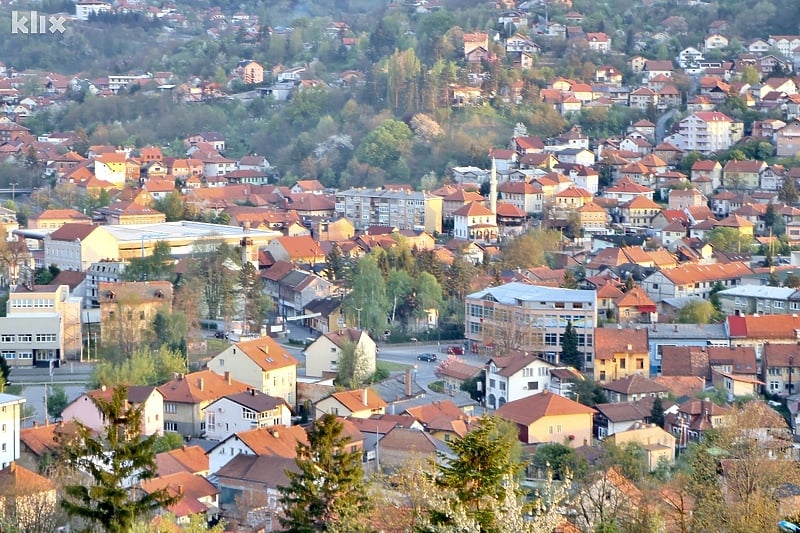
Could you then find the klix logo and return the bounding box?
[11,11,67,34]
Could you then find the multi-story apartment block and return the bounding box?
[717,286,799,316]
[465,282,598,368]
[334,188,443,234]
[674,112,740,154]
[85,260,126,307]
[1,284,81,365]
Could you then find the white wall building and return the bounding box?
[0,394,25,468]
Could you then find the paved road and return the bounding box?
[9,363,95,426]
[655,108,675,143]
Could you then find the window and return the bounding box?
[331,407,339,416]
[499,381,506,391]
[35,334,57,342]
[17,352,32,359]
[0,335,13,343]
[619,358,626,369]
[165,422,178,432]
[548,425,554,434]
[636,358,645,370]
[599,371,606,381]
[243,408,256,420]
[1,424,5,432]
[1,351,13,360]
[18,335,31,343]
[165,403,177,414]
[489,379,496,388]
[207,412,215,433]
[528,381,539,390]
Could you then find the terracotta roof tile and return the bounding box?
[233,336,299,372]
[155,445,209,476]
[330,388,387,412]
[594,328,648,361]
[496,390,595,425]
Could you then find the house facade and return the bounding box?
[485,353,557,409]
[0,394,25,468]
[496,391,595,447]
[204,390,292,441]
[303,328,376,379]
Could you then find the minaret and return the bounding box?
[490,157,498,214]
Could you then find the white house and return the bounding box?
[0,394,25,468]
[452,201,498,243]
[485,352,557,410]
[61,386,164,436]
[204,389,292,441]
[303,328,377,379]
[206,425,307,476]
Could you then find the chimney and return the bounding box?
[177,485,184,495]
[251,388,256,396]
[362,388,368,406]
[224,371,231,385]
[271,428,279,438]
[197,378,204,391]
[626,344,632,351]
[405,368,413,397]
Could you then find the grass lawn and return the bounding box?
[378,360,413,372]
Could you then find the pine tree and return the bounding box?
[560,320,582,370]
[278,414,372,532]
[0,355,9,389]
[61,385,177,532]
[649,396,665,427]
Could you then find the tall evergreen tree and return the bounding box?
[560,320,582,370]
[0,355,9,389]
[278,414,372,532]
[649,396,665,427]
[61,385,177,532]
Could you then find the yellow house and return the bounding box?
[208,335,298,407]
[611,422,675,471]
[314,388,386,419]
[496,391,595,448]
[593,328,650,383]
[99,281,172,357]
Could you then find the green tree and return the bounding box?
[413,271,443,321]
[677,300,718,324]
[91,345,187,388]
[531,442,588,481]
[278,414,372,532]
[562,269,579,289]
[570,377,608,407]
[704,226,753,254]
[346,255,389,334]
[46,384,69,420]
[650,396,665,427]
[502,228,562,269]
[152,431,184,453]
[239,261,274,335]
[354,119,413,171]
[153,191,184,221]
[123,241,175,282]
[386,268,413,324]
[148,309,188,355]
[324,242,347,282]
[335,340,372,390]
[781,177,800,205]
[61,385,177,532]
[785,273,800,288]
[560,320,582,370]
[0,355,9,389]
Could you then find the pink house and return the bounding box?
[61,385,164,436]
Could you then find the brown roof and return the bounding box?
[452,201,494,217]
[763,343,800,368]
[155,445,209,476]
[660,346,710,378]
[378,427,439,454]
[0,462,55,493]
[215,453,298,488]
[594,402,649,423]
[273,235,325,260]
[19,421,80,457]
[615,286,656,308]
[140,471,218,516]
[496,390,595,425]
[652,376,706,398]
[659,261,752,285]
[436,360,483,381]
[596,282,624,299]
[31,208,90,221]
[707,346,757,374]
[153,370,249,404]
[48,222,98,241]
[233,336,299,372]
[602,374,669,395]
[323,328,365,349]
[594,328,648,361]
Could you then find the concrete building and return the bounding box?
[334,188,443,234]
[465,282,597,368]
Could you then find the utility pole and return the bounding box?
[355,306,362,330]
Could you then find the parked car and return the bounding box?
[417,352,438,362]
[447,345,464,355]
[214,331,229,339]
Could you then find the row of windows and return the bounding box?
[10,298,55,308]
[1,334,56,343]
[1,351,32,359]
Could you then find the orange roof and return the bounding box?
[274,235,325,260]
[140,471,218,517]
[452,201,494,217]
[330,388,387,412]
[32,208,90,221]
[596,282,624,299]
[157,369,250,404]
[235,425,308,458]
[594,328,648,361]
[48,222,98,241]
[19,421,80,457]
[155,445,209,476]
[496,391,595,425]
[495,202,526,217]
[233,336,299,371]
[0,462,55,493]
[404,400,470,436]
[623,195,661,210]
[615,286,656,308]
[660,261,752,285]
[556,186,592,198]
[444,189,484,202]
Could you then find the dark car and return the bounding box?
[417,352,437,362]
[447,345,464,355]
[214,330,229,339]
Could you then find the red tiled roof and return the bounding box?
[233,336,299,371]
[594,328,648,361]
